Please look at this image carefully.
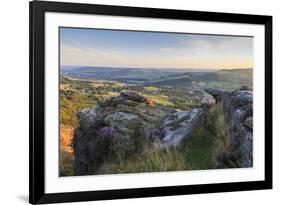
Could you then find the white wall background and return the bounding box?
[0,0,279,204]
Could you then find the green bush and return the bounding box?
[60,92,91,127]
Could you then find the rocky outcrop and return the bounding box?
[160,109,204,147]
[205,87,253,167]
[73,91,205,175]
[104,112,139,129]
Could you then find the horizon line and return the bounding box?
[61,64,253,70]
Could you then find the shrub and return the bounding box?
[59,125,74,176]
[108,134,136,163]
[60,92,90,127]
[107,121,145,164]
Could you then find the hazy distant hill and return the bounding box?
[149,69,252,89]
[193,69,253,89]
[61,66,252,89]
[61,66,217,84]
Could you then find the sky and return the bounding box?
[60,27,253,69]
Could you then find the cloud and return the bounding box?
[61,36,253,69]
[160,37,253,59]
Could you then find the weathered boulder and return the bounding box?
[73,126,113,175]
[77,107,103,131]
[120,90,146,103]
[73,91,207,175]
[160,109,204,147]
[232,90,253,106]
[104,112,139,129]
[205,87,253,167]
[100,90,146,108]
[204,88,226,97]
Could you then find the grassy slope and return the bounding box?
[182,104,228,169]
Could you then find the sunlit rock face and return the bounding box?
[205,87,253,167]
[160,109,204,147]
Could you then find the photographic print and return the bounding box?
[30,1,272,203]
[59,27,254,177]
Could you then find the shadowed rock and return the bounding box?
[104,112,139,130]
[77,107,103,131]
[120,90,146,102]
[205,86,253,167]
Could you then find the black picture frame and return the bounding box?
[29,0,272,204]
